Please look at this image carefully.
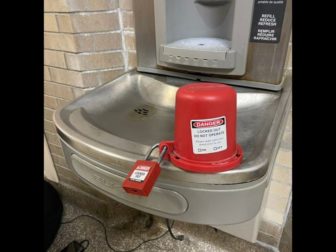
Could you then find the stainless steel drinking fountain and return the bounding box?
[54,0,292,243]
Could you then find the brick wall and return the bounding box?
[44,0,136,201]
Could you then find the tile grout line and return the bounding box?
[45,49,125,56]
[44,46,124,54]
[44,10,119,15]
[45,65,124,73]
[44,30,123,36]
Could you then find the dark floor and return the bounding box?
[48,199,276,252]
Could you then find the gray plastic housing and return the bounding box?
[154,0,254,75]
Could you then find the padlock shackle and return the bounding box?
[144,143,160,160]
[145,143,168,163]
[158,146,168,164]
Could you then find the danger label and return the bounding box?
[190,116,227,154]
[129,165,150,182]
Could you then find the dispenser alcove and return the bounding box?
[154,0,254,75]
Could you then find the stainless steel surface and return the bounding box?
[54,70,292,185]
[137,67,284,91]
[62,139,269,225]
[71,154,188,215]
[133,0,157,69]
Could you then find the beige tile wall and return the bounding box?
[44,0,136,201]
[258,38,292,247]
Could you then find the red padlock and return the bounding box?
[122,145,168,196]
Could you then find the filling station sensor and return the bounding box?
[123,82,243,196]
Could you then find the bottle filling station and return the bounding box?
[54,0,292,243]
